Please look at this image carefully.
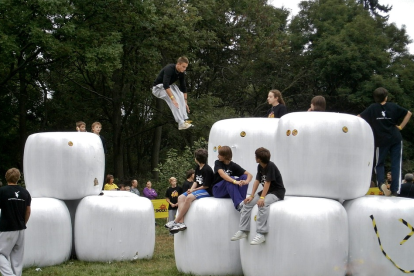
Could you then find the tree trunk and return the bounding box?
[18,68,27,170]
[151,98,164,181]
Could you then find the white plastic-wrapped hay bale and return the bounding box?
[23,198,72,268]
[174,198,242,276]
[208,118,279,194]
[344,196,414,276]
[240,197,348,276]
[23,132,105,200]
[274,112,374,200]
[74,192,154,262]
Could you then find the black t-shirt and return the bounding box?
[256,161,285,200]
[182,180,194,192]
[194,164,214,195]
[213,160,246,184]
[0,185,32,231]
[399,182,414,199]
[165,186,183,210]
[267,104,287,118]
[359,102,408,147]
[153,64,187,93]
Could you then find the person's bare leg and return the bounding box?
[175,194,196,223]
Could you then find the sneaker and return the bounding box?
[164,220,176,229]
[169,223,187,234]
[250,233,265,245]
[231,230,247,241]
[237,201,244,212]
[391,192,399,197]
[178,122,193,130]
[381,184,391,196]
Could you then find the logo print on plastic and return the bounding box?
[292,129,298,136]
[286,130,291,136]
[240,131,246,137]
[342,126,348,133]
[68,141,73,146]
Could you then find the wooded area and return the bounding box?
[1,0,413,186]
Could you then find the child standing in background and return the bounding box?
[165,177,183,223]
[76,121,87,132]
[91,121,107,154]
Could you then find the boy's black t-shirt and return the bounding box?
[256,161,285,200]
[267,104,287,118]
[194,164,214,195]
[213,160,246,184]
[165,186,183,210]
[359,102,408,147]
[153,64,187,93]
[182,180,193,192]
[0,185,32,231]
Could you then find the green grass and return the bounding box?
[22,219,189,276]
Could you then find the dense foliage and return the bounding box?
[1,0,413,192]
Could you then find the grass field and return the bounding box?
[22,219,189,276]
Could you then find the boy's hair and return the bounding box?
[91,122,102,130]
[177,56,189,64]
[105,174,114,184]
[194,149,208,164]
[269,89,285,105]
[5,168,20,184]
[218,146,232,161]
[311,96,326,111]
[186,169,195,179]
[76,121,86,128]
[169,177,177,184]
[255,147,271,164]
[373,87,388,103]
[131,179,138,185]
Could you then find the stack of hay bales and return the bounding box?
[23,132,154,268]
[174,114,414,276]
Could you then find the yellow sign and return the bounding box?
[151,199,169,218]
[366,187,384,196]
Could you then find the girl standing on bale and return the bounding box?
[267,89,287,118]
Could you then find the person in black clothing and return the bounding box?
[165,177,183,223]
[266,89,287,118]
[152,56,193,130]
[182,169,195,192]
[0,168,31,276]
[358,87,412,196]
[231,148,285,245]
[399,174,414,199]
[308,95,326,111]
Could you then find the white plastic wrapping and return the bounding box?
[174,198,243,276]
[74,193,154,262]
[23,198,72,268]
[240,197,348,276]
[208,118,279,195]
[274,112,374,200]
[344,196,414,276]
[23,132,105,200]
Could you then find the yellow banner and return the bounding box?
[151,199,169,218]
[366,187,384,196]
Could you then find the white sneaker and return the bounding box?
[381,184,391,196]
[164,220,176,229]
[169,223,187,234]
[231,230,248,241]
[178,122,193,130]
[250,233,265,245]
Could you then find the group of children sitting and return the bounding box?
[164,146,286,245]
